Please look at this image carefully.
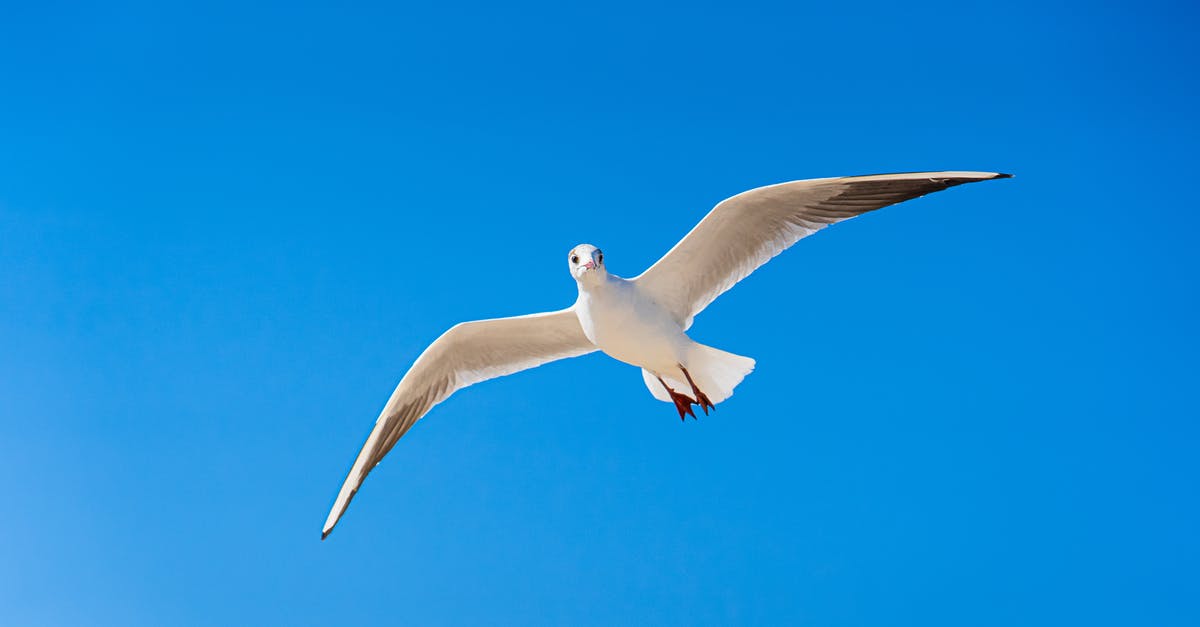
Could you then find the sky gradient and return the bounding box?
[2,1,1198,625]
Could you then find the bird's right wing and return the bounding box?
[634,171,1011,329]
[323,307,596,539]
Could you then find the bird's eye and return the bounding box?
[597,251,603,264]
[570,255,579,264]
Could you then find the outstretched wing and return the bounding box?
[323,308,596,539]
[634,171,1011,328]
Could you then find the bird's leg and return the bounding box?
[678,365,715,415]
[656,375,697,421]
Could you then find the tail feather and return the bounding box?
[642,344,755,405]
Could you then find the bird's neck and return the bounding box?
[576,272,614,295]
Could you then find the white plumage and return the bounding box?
[322,170,1011,539]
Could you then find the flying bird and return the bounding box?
[322,170,1011,538]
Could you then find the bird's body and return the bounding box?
[575,273,685,373]
[573,268,754,410]
[321,170,1012,539]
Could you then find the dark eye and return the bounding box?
[597,251,603,264]
[570,255,579,264]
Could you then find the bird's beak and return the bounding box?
[583,261,596,270]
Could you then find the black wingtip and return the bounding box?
[322,529,331,541]
[994,172,1014,179]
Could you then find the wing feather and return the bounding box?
[322,307,595,538]
[634,171,1011,328]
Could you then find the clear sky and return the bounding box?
[2,1,1197,625]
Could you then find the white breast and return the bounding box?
[576,276,689,372]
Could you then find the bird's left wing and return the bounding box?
[634,171,1011,329]
[323,307,595,539]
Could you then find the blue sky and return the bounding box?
[2,0,1198,624]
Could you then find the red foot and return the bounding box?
[679,366,715,415]
[656,376,697,421]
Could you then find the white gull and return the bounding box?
[322,170,1011,538]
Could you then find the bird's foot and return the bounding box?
[670,390,698,421]
[678,366,716,415]
[657,376,697,421]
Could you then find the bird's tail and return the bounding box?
[642,344,755,405]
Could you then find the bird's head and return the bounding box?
[568,244,606,283]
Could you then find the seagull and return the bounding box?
[322,170,1011,538]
